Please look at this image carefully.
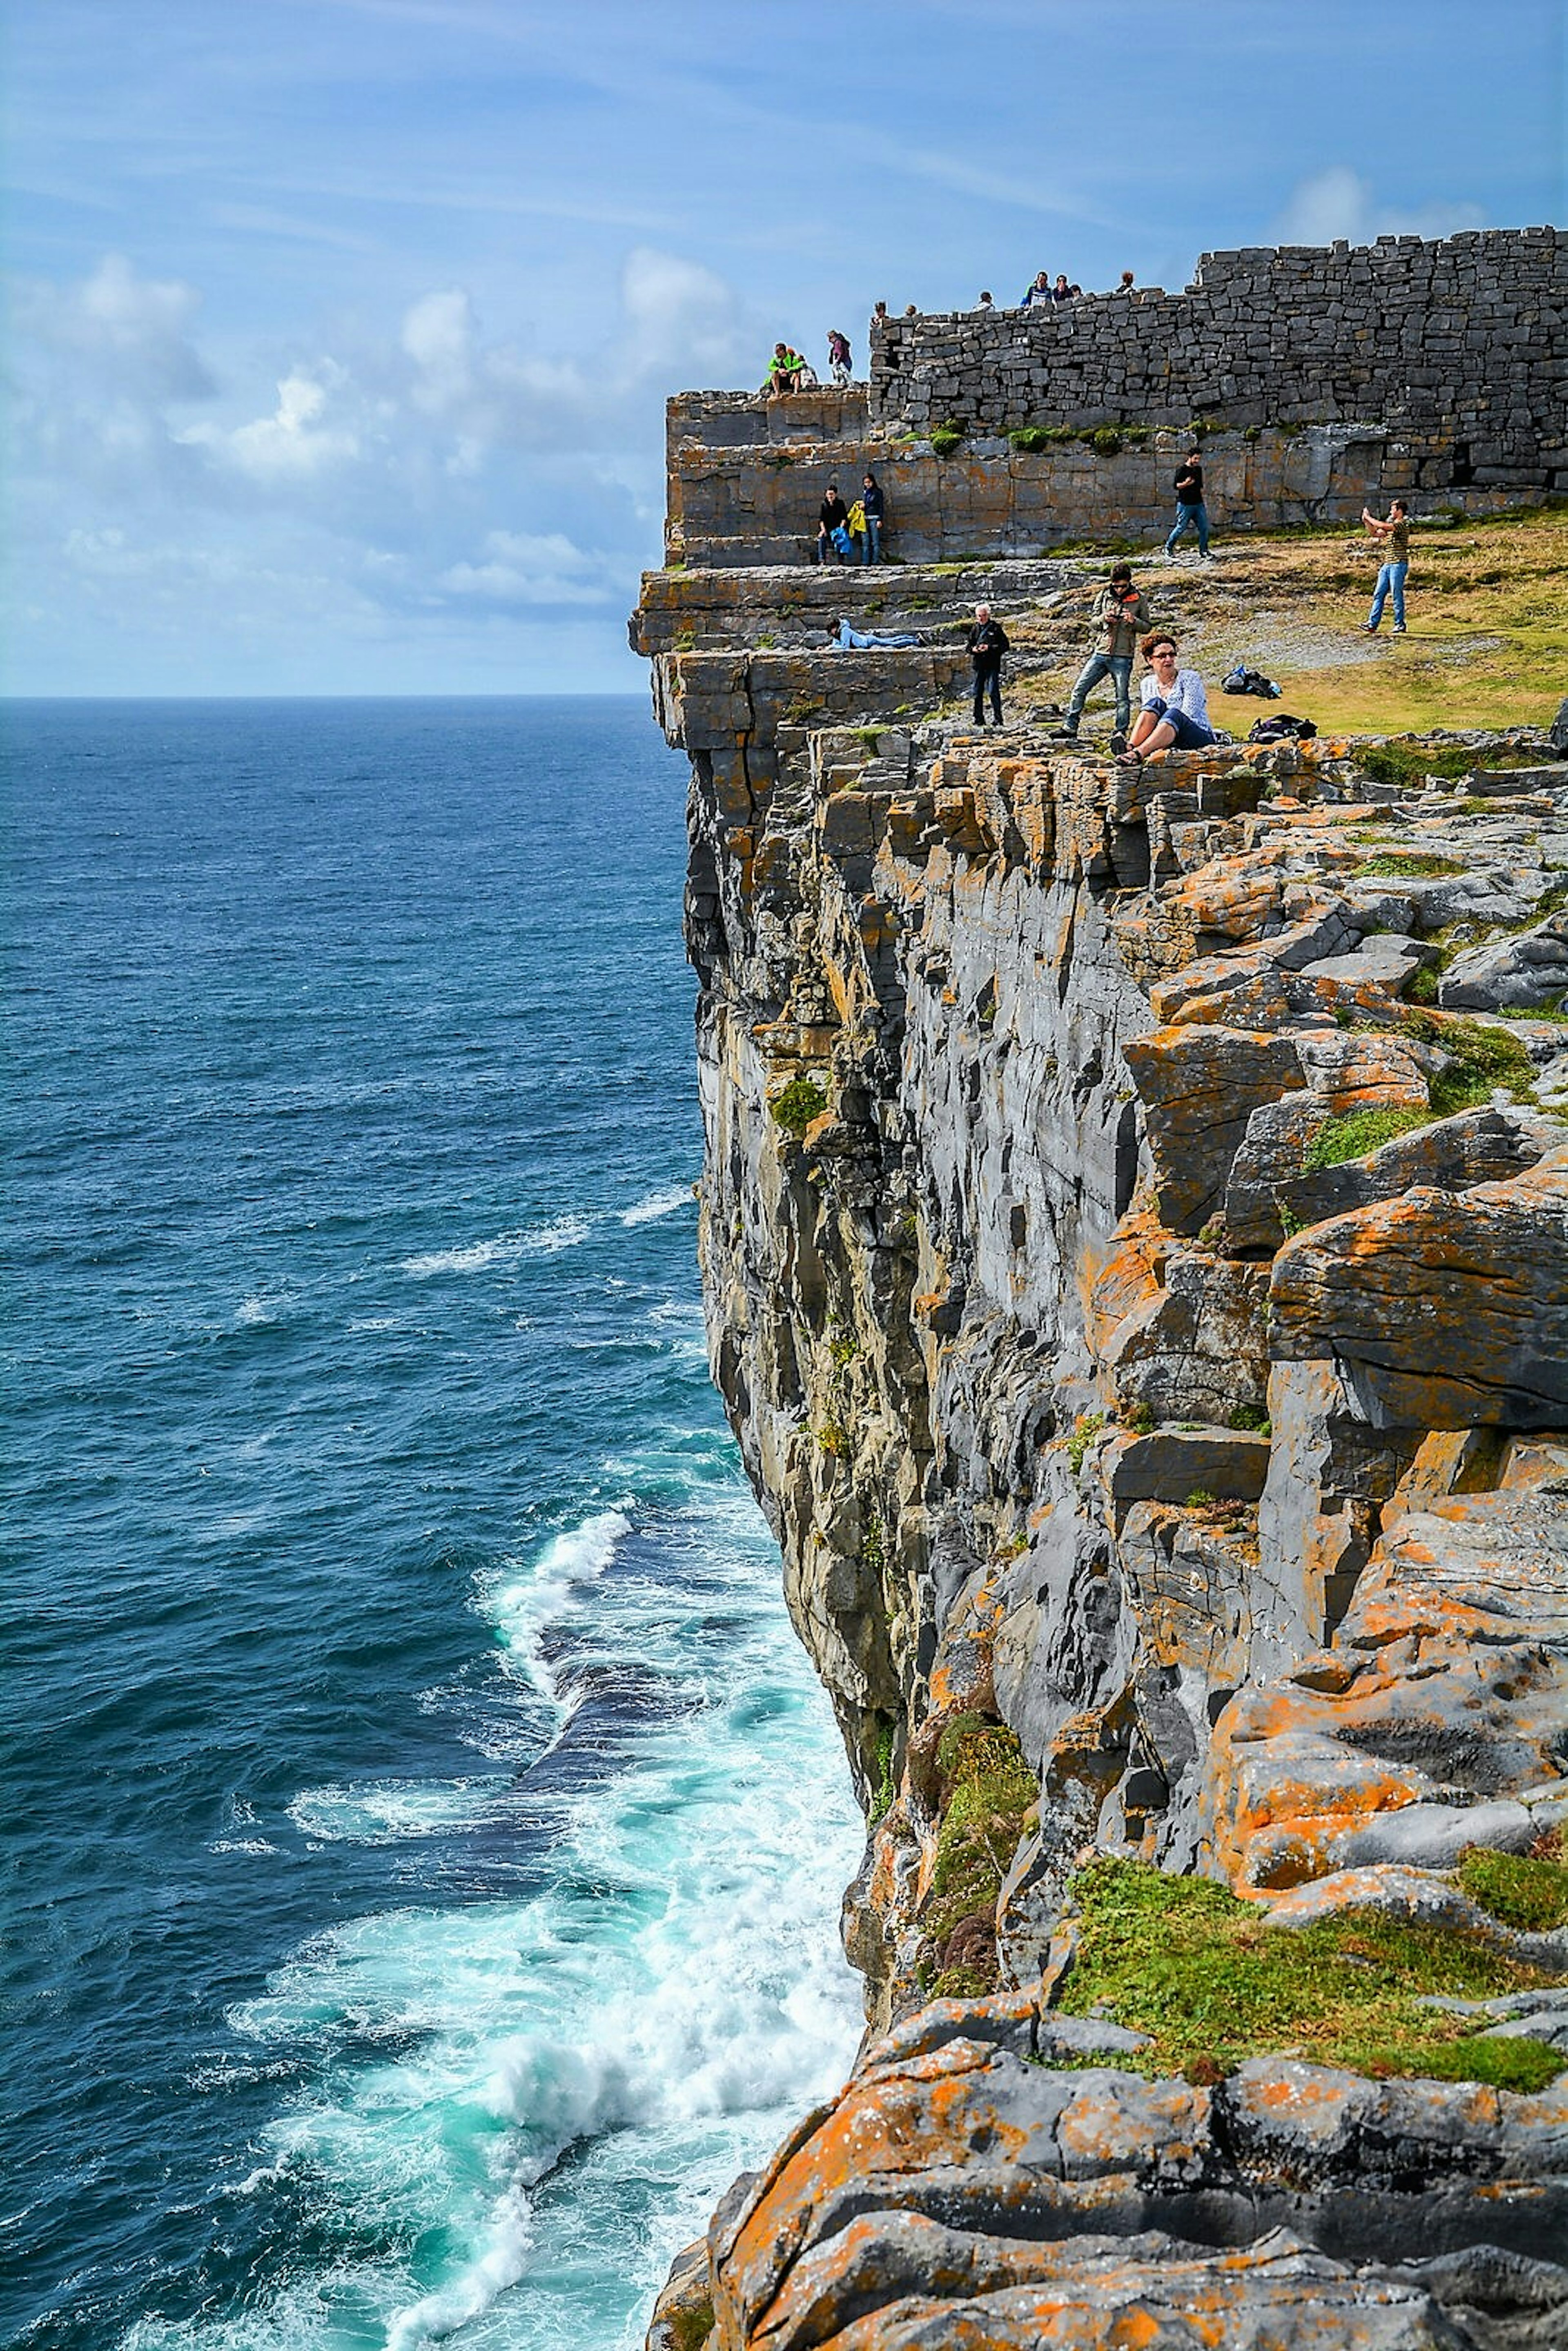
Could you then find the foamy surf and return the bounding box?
[398,1215,591,1280]
[620,1184,694,1228]
[484,1509,631,1704]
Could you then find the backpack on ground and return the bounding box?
[1223,664,1282,699]
[1247,713,1317,743]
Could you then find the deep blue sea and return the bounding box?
[2,699,862,2351]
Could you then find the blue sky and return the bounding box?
[4,0,1563,695]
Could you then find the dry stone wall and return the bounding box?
[871,230,1567,496]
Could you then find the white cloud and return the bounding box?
[437,528,615,605]
[1277,167,1485,246]
[179,366,361,479]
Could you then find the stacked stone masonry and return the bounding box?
[667,231,1565,567]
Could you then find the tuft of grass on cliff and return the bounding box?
[917,1713,1037,2002]
[1054,1859,1566,2093]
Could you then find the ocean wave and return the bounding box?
[484,1509,631,1703]
[235,1296,281,1327]
[620,1182,695,1228]
[397,1213,591,1280]
[286,1774,511,1844]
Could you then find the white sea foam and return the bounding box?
[398,1213,591,1280]
[620,1182,694,1228]
[141,1480,861,2351]
[235,1296,278,1327]
[287,1775,510,1844]
[483,1508,631,1703]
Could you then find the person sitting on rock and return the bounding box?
[1118,632,1216,762]
[1056,563,1149,749]
[966,604,1010,727]
[764,342,807,396]
[826,329,853,387]
[815,482,850,565]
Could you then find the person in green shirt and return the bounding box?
[1361,499,1411,633]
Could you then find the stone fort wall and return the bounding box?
[870,229,1566,492]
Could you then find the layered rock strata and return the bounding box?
[635,311,1568,2350]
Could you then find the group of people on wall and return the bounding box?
[761,273,1145,393]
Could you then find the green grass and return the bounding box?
[1354,852,1468,879]
[1354,742,1537,790]
[1056,1859,1565,2091]
[918,1714,1037,1999]
[1459,1848,1568,1936]
[667,2300,715,2351]
[770,1075,827,1137]
[1065,1410,1105,1473]
[1405,1011,1539,1112]
[1303,1106,1433,1169]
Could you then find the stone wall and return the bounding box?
[667,419,1493,568]
[870,229,1567,496]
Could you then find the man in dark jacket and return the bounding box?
[1164,449,1212,559]
[815,483,849,564]
[859,471,886,565]
[966,604,1010,726]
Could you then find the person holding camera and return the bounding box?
[1056,562,1149,749]
[1361,498,1411,633]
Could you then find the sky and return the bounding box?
[2,0,1564,696]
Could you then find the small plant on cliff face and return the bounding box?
[771,1075,828,1137]
[1227,1404,1272,1436]
[917,1714,1038,1998]
[1355,851,1468,880]
[860,1508,886,1578]
[1124,1403,1156,1436]
[667,2302,715,2351]
[1065,1411,1105,1474]
[871,1723,898,1821]
[1184,1487,1216,1510]
[930,418,967,457]
[816,1419,851,1460]
[1056,1859,1564,2092]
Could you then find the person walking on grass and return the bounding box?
[1056,562,1149,750]
[1117,632,1216,763]
[1164,448,1212,560]
[1362,498,1411,634]
[966,604,1010,727]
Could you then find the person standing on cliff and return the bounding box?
[1163,448,1212,559]
[815,482,850,564]
[826,329,853,387]
[859,471,886,565]
[1056,563,1149,750]
[1361,498,1412,633]
[966,605,1010,727]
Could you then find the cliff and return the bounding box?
[634,232,1568,2351]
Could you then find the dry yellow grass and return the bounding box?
[1020,503,1568,739]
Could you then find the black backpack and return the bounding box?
[1247,714,1317,743]
[1223,664,1282,699]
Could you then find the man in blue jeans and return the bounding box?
[1361,498,1411,633]
[1056,563,1148,748]
[1164,449,1211,559]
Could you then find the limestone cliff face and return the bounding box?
[633,314,1568,2350]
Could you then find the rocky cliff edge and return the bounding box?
[632,527,1568,2350]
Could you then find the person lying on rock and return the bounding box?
[1118,631,1216,762]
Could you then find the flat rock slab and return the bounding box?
[1269,1153,1568,1427]
[1104,1427,1272,1511]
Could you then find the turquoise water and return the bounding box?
[3,699,862,2350]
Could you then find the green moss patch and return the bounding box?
[770,1075,828,1137]
[1056,1859,1564,2091]
[1354,742,1537,790]
[918,1714,1037,1997]
[1460,1847,1568,1935]
[1402,1011,1539,1112]
[1354,852,1468,879]
[1303,1106,1433,1169]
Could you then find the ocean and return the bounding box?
[2,698,862,2351]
